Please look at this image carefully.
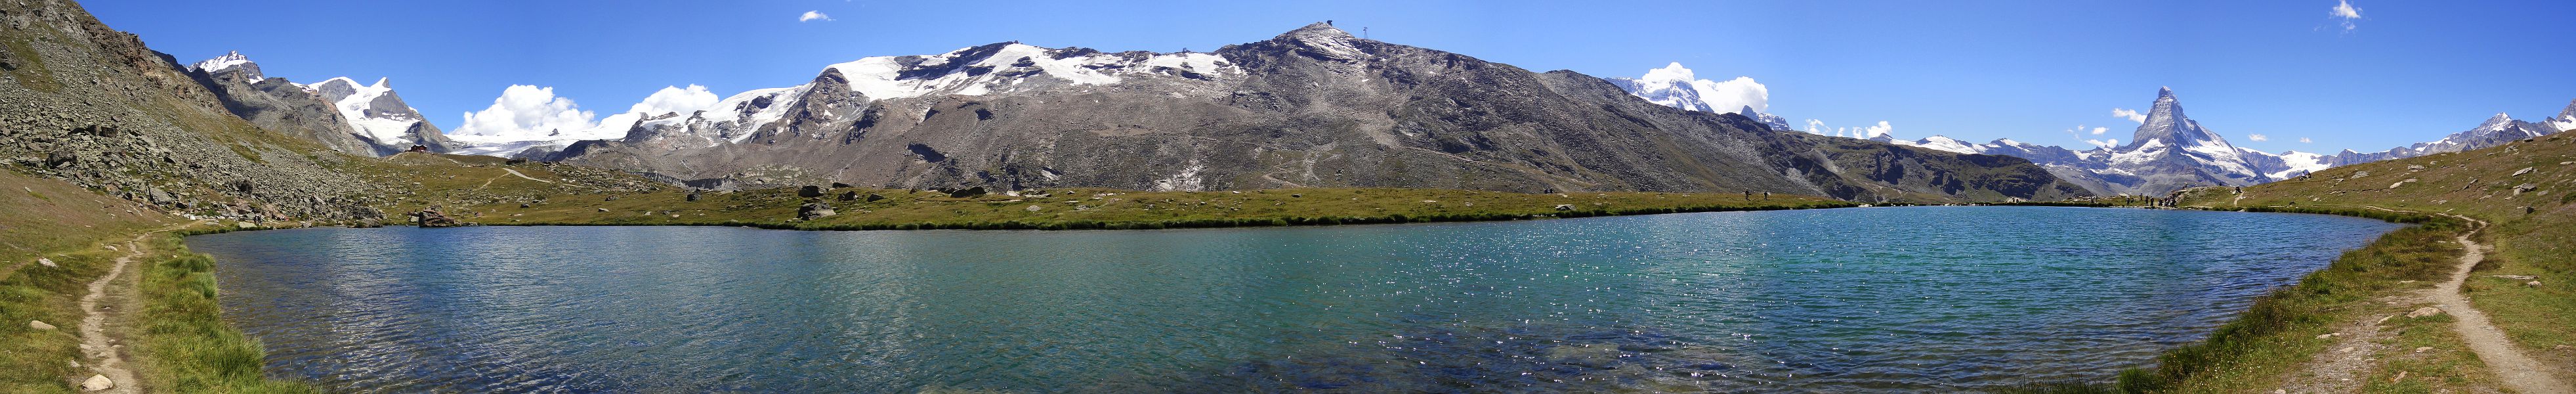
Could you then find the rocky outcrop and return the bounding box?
[411,206,462,227]
[0,0,385,221]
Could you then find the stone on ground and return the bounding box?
[80,374,112,391]
[28,320,53,330]
[2406,307,2443,318]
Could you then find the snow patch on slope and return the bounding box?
[298,77,420,145]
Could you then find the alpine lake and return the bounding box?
[185,206,2405,393]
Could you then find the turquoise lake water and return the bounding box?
[187,206,2404,393]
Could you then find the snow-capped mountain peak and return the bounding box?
[188,51,261,80]
[818,42,1236,102]
[2126,87,2228,149]
[189,51,254,74]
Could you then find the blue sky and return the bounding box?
[87,0,2575,154]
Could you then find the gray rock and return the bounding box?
[2406,307,2443,318]
[2513,167,2535,177]
[797,203,836,220]
[80,374,111,391]
[797,185,825,198]
[1553,204,1575,211]
[27,320,53,330]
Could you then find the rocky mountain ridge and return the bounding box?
[185,51,455,156]
[1870,89,2569,196]
[507,22,2083,202]
[1,0,386,221]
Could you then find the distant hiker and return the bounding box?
[1763,192,1771,200]
[1743,190,1752,200]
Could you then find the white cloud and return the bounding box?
[1803,119,1828,135]
[627,85,721,117]
[2112,108,2147,123]
[2247,133,2270,142]
[1637,63,1769,114]
[2084,139,2120,148]
[2298,137,2313,143]
[799,11,832,22]
[2330,1,2363,32]
[2091,126,2109,135]
[1860,121,1893,139]
[455,85,601,139]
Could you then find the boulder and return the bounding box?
[946,186,987,198]
[2512,167,2535,177]
[80,374,112,391]
[415,208,464,228]
[35,258,53,268]
[28,320,53,330]
[2529,281,2544,288]
[686,192,701,202]
[1553,204,1575,211]
[831,182,853,188]
[863,193,885,202]
[838,191,858,201]
[2406,307,2443,318]
[596,208,610,212]
[798,185,826,198]
[797,203,836,220]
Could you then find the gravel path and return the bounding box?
[74,230,162,393]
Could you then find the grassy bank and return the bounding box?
[2086,209,2490,393]
[125,229,314,393]
[2188,133,2576,383]
[2014,207,2490,392]
[2027,133,2576,392]
[0,171,168,392]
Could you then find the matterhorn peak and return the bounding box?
[2122,86,2234,153]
